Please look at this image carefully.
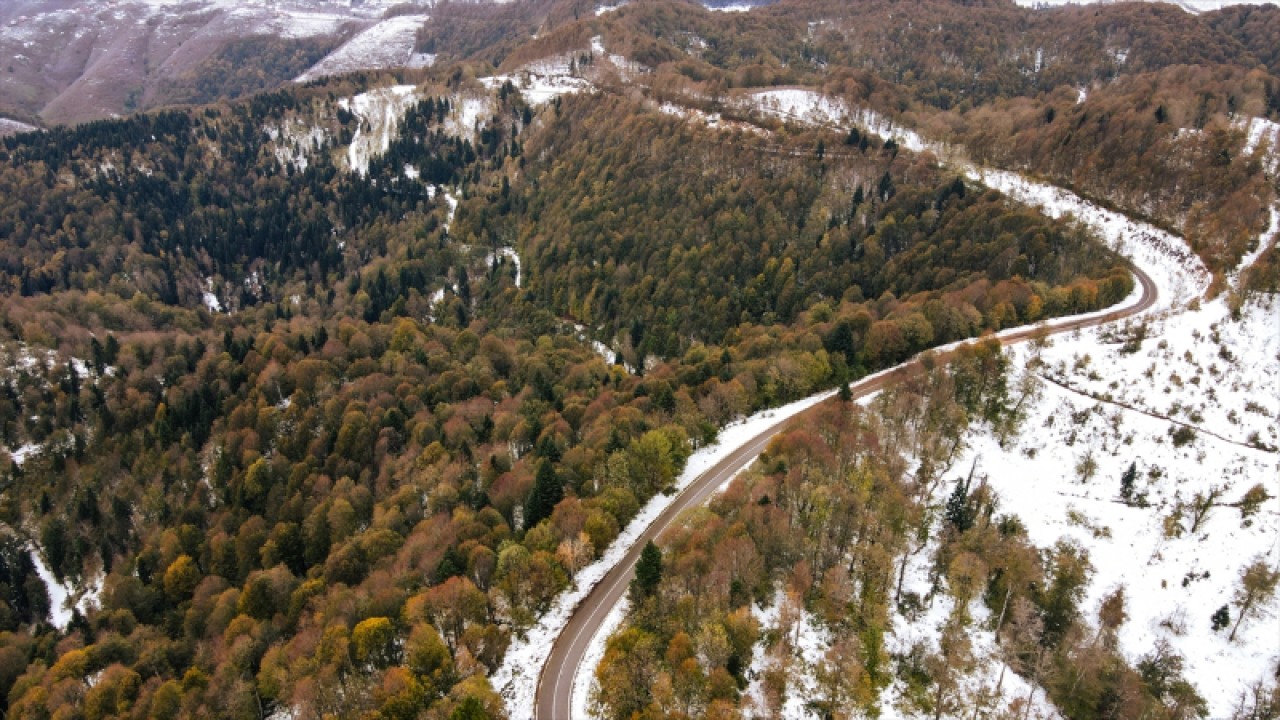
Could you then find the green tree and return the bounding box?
[352,616,398,667]
[526,460,563,529]
[1119,462,1137,504]
[631,541,662,601]
[451,696,492,720]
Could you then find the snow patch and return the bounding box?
[5,443,40,466]
[340,85,420,176]
[264,119,327,172]
[483,67,592,107]
[441,94,495,141]
[28,550,100,630]
[742,89,930,153]
[296,15,432,83]
[0,117,38,135]
[972,168,1211,311]
[202,291,221,313]
[1015,0,1276,10]
[1238,115,1280,175]
[485,247,523,287]
[571,597,629,718]
[1235,204,1279,280]
[953,297,1279,716]
[572,324,624,369]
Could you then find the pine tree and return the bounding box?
[1119,462,1137,504]
[526,460,563,528]
[944,466,977,533]
[632,541,662,600]
[1211,604,1230,632]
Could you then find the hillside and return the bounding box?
[0,0,439,125]
[0,1,1276,719]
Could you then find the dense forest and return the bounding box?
[0,45,1136,717]
[482,0,1280,281]
[0,0,1275,717]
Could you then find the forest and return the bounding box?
[0,44,1136,718]
[487,0,1280,281]
[594,347,1209,720]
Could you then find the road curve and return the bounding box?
[535,263,1158,720]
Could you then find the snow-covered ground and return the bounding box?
[4,443,40,467]
[264,118,327,172]
[1016,0,1278,12]
[483,50,594,107]
[484,247,522,287]
[751,85,1274,714]
[876,556,1064,720]
[741,89,931,154]
[742,589,834,719]
[0,117,38,135]
[494,389,836,716]
[950,292,1279,716]
[338,84,420,175]
[295,14,433,83]
[595,2,628,15]
[442,93,494,142]
[1237,204,1279,279]
[29,548,102,630]
[1240,115,1280,176]
[481,36,650,107]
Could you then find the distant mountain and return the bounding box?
[0,0,438,125]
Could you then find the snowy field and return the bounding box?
[296,14,433,83]
[948,290,1280,716]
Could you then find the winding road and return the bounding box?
[533,263,1159,719]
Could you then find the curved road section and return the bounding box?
[534,265,1158,719]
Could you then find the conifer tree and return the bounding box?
[632,541,662,600]
[526,459,562,528]
[1119,462,1137,504]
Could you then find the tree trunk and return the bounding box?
[1229,597,1253,642]
[993,586,1013,643]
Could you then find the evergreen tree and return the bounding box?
[877,171,895,200]
[944,472,975,533]
[451,697,493,720]
[632,541,662,600]
[526,460,563,528]
[1120,462,1138,504]
[1211,604,1230,632]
